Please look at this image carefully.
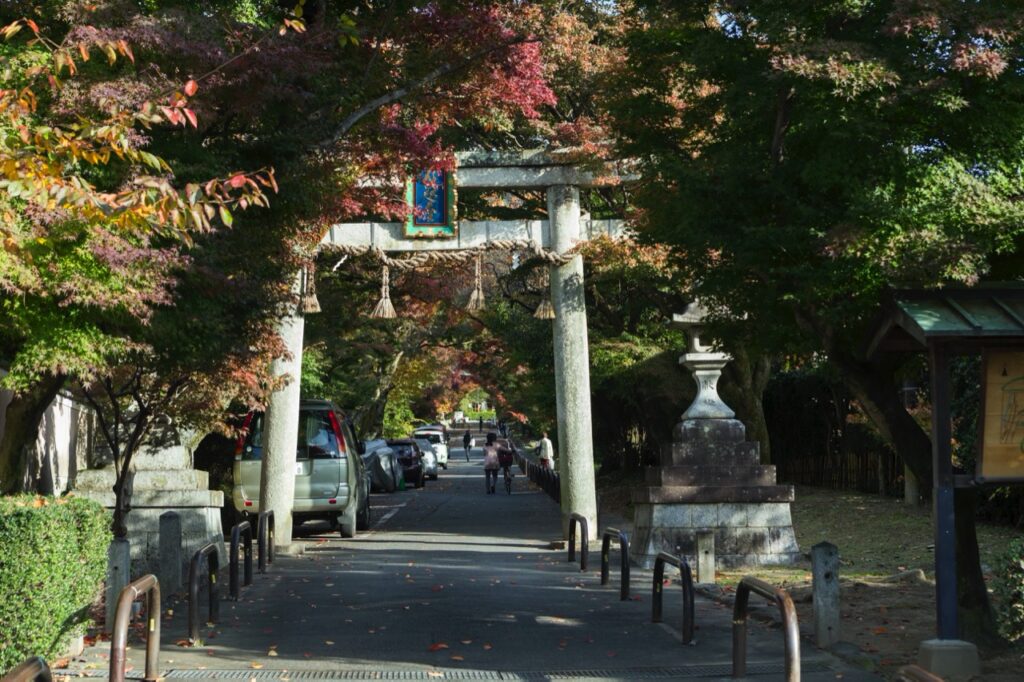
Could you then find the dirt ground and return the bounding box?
[598,482,1024,680]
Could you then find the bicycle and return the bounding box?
[502,465,513,495]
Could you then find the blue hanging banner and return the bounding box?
[405,170,457,238]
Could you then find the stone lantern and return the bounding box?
[631,301,799,570]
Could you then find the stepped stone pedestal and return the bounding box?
[74,445,225,579]
[631,304,799,569]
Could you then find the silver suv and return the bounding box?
[233,400,370,537]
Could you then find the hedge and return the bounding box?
[0,495,110,672]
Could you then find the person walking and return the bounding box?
[478,416,484,432]
[482,432,512,494]
[462,430,472,462]
[538,431,555,471]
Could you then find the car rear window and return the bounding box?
[390,443,417,457]
[242,408,343,460]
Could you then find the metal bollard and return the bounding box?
[257,510,275,573]
[229,521,253,600]
[110,574,161,682]
[567,512,589,571]
[652,551,695,644]
[600,527,630,600]
[188,543,220,643]
[732,576,800,682]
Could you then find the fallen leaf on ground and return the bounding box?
[325,640,334,645]
[428,642,449,651]
[460,639,472,645]
[267,650,278,657]
[450,655,464,662]
[250,662,263,669]
[482,643,493,650]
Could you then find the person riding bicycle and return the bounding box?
[482,432,513,494]
[462,430,472,461]
[498,440,515,490]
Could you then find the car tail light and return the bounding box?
[243,499,253,507]
[327,410,348,458]
[234,413,254,460]
[328,498,337,505]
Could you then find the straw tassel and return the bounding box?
[466,254,485,312]
[534,266,555,319]
[371,265,397,319]
[300,264,321,314]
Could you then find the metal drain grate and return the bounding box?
[158,660,833,680]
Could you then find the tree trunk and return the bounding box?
[355,351,404,438]
[830,349,999,643]
[0,375,65,494]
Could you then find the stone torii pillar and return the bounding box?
[259,273,306,549]
[548,185,597,540]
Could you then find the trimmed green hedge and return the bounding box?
[0,495,110,672]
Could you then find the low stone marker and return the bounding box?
[159,511,183,595]
[696,530,715,584]
[104,538,130,633]
[812,541,840,648]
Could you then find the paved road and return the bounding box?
[59,434,882,680]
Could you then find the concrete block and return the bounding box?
[812,541,840,648]
[673,419,746,443]
[748,503,794,527]
[129,469,208,490]
[696,530,716,584]
[134,445,191,470]
[717,503,748,527]
[768,526,800,554]
[689,504,717,528]
[632,503,654,527]
[159,511,183,595]
[79,489,224,508]
[917,639,980,681]
[650,504,690,527]
[104,538,130,634]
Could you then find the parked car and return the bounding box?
[414,437,439,480]
[233,399,370,537]
[413,427,449,469]
[386,438,425,488]
[362,441,403,493]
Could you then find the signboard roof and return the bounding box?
[866,286,1024,356]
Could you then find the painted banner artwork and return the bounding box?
[404,170,457,238]
[978,349,1024,481]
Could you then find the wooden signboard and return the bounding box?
[978,349,1024,482]
[404,170,457,238]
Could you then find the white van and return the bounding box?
[412,427,449,469]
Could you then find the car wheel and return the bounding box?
[442,463,447,470]
[339,502,357,538]
[416,471,425,488]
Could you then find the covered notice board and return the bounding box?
[979,349,1024,481]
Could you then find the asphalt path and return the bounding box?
[58,435,882,680]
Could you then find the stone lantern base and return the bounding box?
[631,418,799,569]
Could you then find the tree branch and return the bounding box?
[320,36,540,149]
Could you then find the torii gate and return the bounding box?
[259,151,630,547]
